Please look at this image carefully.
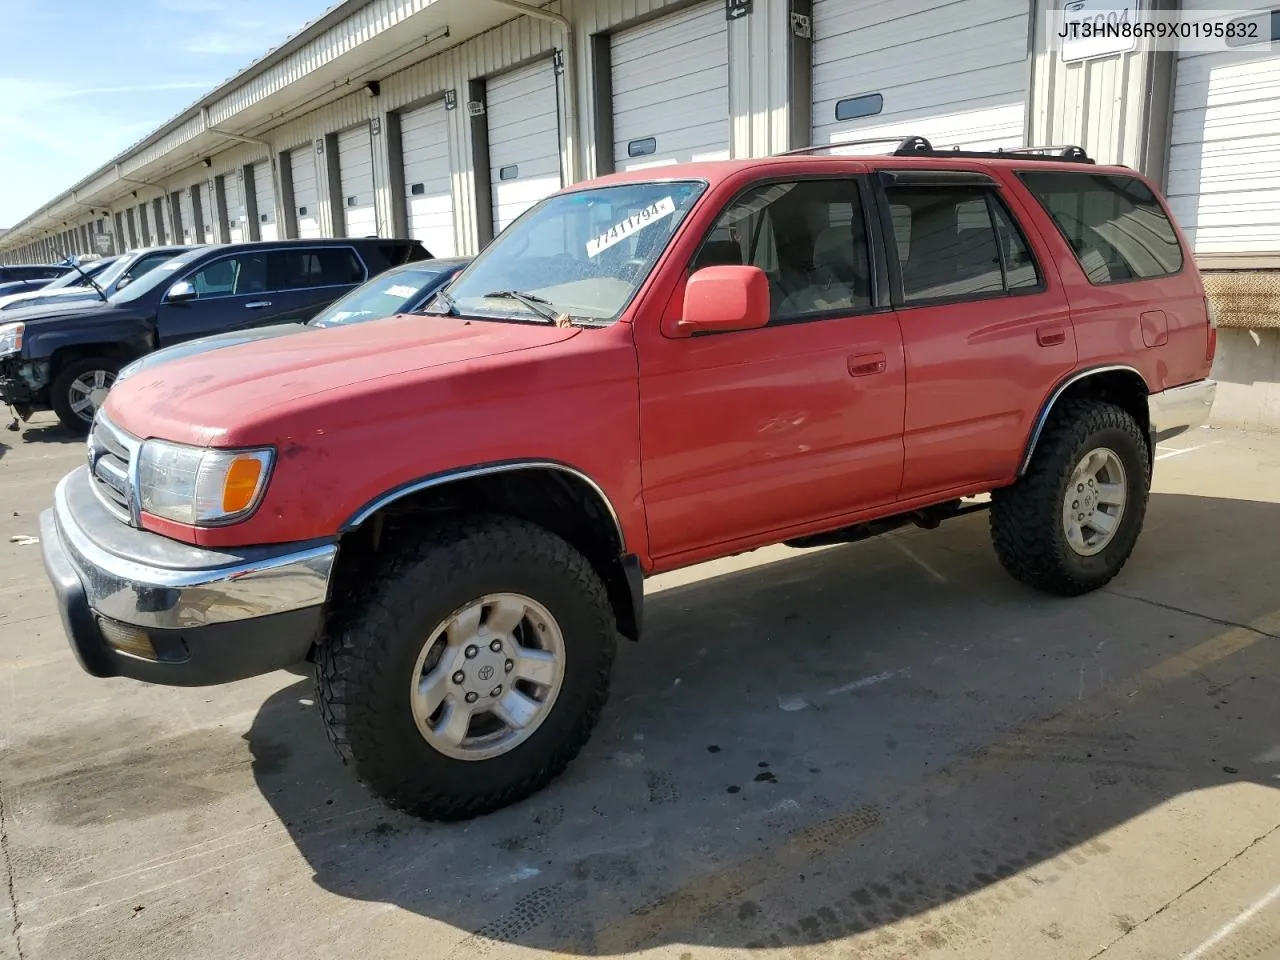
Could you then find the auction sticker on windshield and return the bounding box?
[586,196,676,258]
[384,284,419,298]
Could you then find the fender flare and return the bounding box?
[340,458,627,551]
[1018,364,1149,476]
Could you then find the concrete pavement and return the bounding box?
[2,416,1278,960]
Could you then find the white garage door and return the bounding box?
[223,171,246,243]
[812,0,1030,151]
[400,101,455,256]
[338,124,377,237]
[1167,4,1280,255]
[611,3,730,171]
[488,59,563,234]
[180,189,195,243]
[290,147,322,239]
[200,181,216,243]
[253,161,278,241]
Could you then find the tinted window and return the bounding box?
[186,254,269,298]
[696,179,872,322]
[886,186,1040,303]
[122,252,181,284]
[271,249,366,289]
[1018,171,1183,284]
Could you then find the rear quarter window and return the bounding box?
[1017,171,1183,285]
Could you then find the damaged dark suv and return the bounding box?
[1,237,428,431]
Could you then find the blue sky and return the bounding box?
[0,0,329,228]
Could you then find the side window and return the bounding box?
[270,249,365,289]
[185,254,269,297]
[694,179,872,323]
[125,253,177,283]
[188,258,238,297]
[990,202,1040,290]
[1018,171,1183,284]
[315,249,366,286]
[886,186,1041,304]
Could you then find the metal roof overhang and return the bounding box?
[5,0,526,247]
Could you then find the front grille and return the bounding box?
[87,413,139,524]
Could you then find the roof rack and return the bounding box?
[782,136,933,156]
[782,136,1094,164]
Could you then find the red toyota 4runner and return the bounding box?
[40,140,1217,819]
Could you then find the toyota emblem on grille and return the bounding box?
[478,664,495,681]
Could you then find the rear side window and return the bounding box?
[271,249,366,289]
[1018,171,1183,284]
[885,186,1041,304]
[378,242,428,265]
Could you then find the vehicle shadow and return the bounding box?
[246,492,1280,955]
[20,422,83,445]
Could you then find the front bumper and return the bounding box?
[1150,378,1217,442]
[0,356,37,417]
[40,467,337,686]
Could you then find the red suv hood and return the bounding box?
[106,315,580,444]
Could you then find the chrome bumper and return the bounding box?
[1149,378,1217,441]
[41,467,337,685]
[49,467,336,629]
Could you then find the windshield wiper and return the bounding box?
[482,290,560,323]
[59,252,108,302]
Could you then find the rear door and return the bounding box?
[879,168,1076,498]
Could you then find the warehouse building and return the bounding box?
[2,0,1277,425]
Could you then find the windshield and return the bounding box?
[45,258,117,290]
[109,248,205,303]
[309,264,451,328]
[439,180,706,324]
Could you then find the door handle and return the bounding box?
[1037,325,1067,347]
[245,300,273,310]
[847,352,887,377]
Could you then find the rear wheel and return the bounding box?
[990,399,1150,596]
[316,515,617,820]
[51,356,119,433]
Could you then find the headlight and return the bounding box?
[0,322,23,358]
[136,440,274,525]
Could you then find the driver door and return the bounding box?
[636,173,907,565]
[156,252,289,345]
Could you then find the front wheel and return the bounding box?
[51,356,119,433]
[316,515,617,820]
[990,399,1150,596]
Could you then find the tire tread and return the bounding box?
[315,515,615,820]
[990,399,1149,596]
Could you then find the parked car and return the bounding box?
[0,247,197,313]
[0,237,429,430]
[0,263,71,299]
[0,256,122,311]
[112,256,471,385]
[39,141,1217,820]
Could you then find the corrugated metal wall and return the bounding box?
[1025,0,1176,180]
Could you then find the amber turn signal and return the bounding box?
[222,456,265,513]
